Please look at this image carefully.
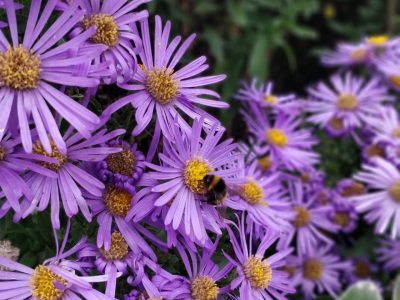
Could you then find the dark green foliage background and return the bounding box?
[1,0,400,299]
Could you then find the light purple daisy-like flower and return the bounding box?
[328,194,358,233]
[321,41,371,66]
[364,106,400,146]
[242,107,319,171]
[336,178,367,198]
[235,79,296,110]
[21,127,125,229]
[141,118,244,245]
[376,237,400,272]
[351,157,400,238]
[78,233,157,298]
[0,132,56,216]
[225,160,294,233]
[278,180,338,254]
[0,256,112,300]
[291,245,351,299]
[307,73,391,135]
[153,241,233,300]
[0,1,107,153]
[72,0,150,84]
[224,215,295,300]
[98,140,146,193]
[102,15,228,138]
[344,257,378,285]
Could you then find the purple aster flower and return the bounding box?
[351,157,400,238]
[98,140,146,193]
[102,15,228,138]
[0,256,112,300]
[21,127,125,229]
[235,79,296,111]
[344,257,378,285]
[72,0,150,84]
[321,41,371,66]
[291,245,351,299]
[0,132,56,215]
[242,107,319,171]
[376,237,400,272]
[153,241,233,300]
[0,1,107,153]
[141,118,244,245]
[278,180,339,254]
[78,232,158,298]
[224,215,295,300]
[328,194,358,233]
[336,178,366,198]
[307,73,391,135]
[225,160,294,233]
[364,106,400,146]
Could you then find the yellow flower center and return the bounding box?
[257,155,272,172]
[340,181,365,197]
[145,66,179,105]
[293,206,310,228]
[264,94,278,105]
[30,265,68,300]
[240,179,266,205]
[266,128,288,147]
[333,211,350,226]
[184,157,213,194]
[0,145,5,161]
[244,256,272,289]
[0,45,41,90]
[392,128,400,138]
[33,140,67,172]
[191,275,219,300]
[328,116,344,131]
[82,13,119,47]
[354,261,371,278]
[389,75,400,87]
[106,145,136,176]
[104,186,132,217]
[303,258,323,280]
[337,93,358,110]
[99,231,129,260]
[350,48,367,60]
[367,35,388,46]
[367,143,385,158]
[389,181,400,203]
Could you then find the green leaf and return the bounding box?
[393,275,400,300]
[248,34,269,80]
[339,281,382,300]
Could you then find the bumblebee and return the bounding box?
[203,175,227,205]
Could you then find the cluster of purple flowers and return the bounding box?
[0,1,399,300]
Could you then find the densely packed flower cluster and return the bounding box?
[0,1,399,299]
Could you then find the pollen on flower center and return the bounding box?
[30,265,68,300]
[328,116,344,131]
[264,94,278,105]
[244,256,273,289]
[303,258,323,280]
[350,48,367,60]
[389,181,400,203]
[106,145,136,176]
[392,128,400,138]
[99,231,129,261]
[366,143,385,158]
[333,211,350,226]
[145,67,179,105]
[266,128,288,147]
[389,75,400,87]
[82,13,119,47]
[0,145,6,160]
[104,185,132,216]
[240,179,266,205]
[33,140,67,172]
[191,275,219,300]
[184,158,214,194]
[337,93,358,110]
[341,181,365,197]
[367,35,388,46]
[293,206,310,228]
[0,45,41,90]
